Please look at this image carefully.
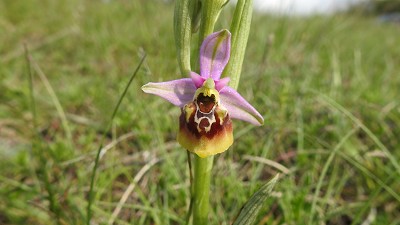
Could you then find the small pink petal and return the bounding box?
[141,78,196,107]
[215,77,230,91]
[190,72,205,88]
[219,86,264,126]
[200,30,231,80]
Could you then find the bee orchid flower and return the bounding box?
[142,30,263,158]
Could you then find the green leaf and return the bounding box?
[222,0,253,90]
[232,174,279,225]
[174,0,200,74]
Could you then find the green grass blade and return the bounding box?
[316,91,400,176]
[309,128,357,224]
[338,152,400,202]
[28,52,73,144]
[86,54,146,225]
[24,44,38,131]
[233,174,279,225]
[24,44,64,225]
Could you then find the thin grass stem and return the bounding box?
[85,54,146,225]
[29,53,73,144]
[316,91,400,176]
[309,128,357,224]
[24,44,38,131]
[24,44,62,225]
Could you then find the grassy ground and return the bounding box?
[1,0,400,224]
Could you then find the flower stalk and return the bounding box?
[192,155,213,225]
[192,2,222,223]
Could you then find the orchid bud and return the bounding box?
[199,0,230,40]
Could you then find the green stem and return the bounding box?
[189,2,225,224]
[192,155,214,225]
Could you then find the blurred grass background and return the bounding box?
[1,0,400,224]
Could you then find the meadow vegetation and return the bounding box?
[1,0,399,224]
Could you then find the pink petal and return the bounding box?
[141,78,196,107]
[215,77,230,91]
[219,86,264,126]
[200,30,231,80]
[190,72,205,88]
